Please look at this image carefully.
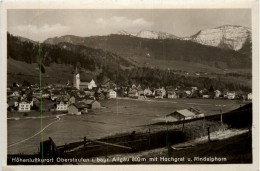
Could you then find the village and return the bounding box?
[7,66,252,117]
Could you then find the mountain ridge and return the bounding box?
[44,25,251,51]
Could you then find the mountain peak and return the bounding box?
[116,30,179,40]
[190,25,251,51]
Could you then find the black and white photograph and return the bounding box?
[1,1,259,170]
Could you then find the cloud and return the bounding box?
[15,24,70,34]
[95,16,154,29]
[12,24,70,41]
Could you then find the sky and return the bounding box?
[7,9,251,42]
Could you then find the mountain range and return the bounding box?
[7,25,252,91]
[107,25,251,52]
[43,25,251,70]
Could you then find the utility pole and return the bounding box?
[182,121,185,132]
[207,127,210,142]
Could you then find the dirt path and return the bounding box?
[7,114,59,120]
[8,114,66,148]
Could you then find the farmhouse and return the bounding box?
[108,90,117,99]
[83,100,101,109]
[167,108,204,121]
[168,109,196,120]
[68,102,88,115]
[18,101,31,112]
[56,101,68,111]
[214,90,221,98]
[167,90,177,99]
[154,87,166,99]
[226,92,236,100]
[128,89,138,98]
[69,96,76,104]
[144,88,153,96]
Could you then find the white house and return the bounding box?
[202,95,210,99]
[167,91,177,99]
[109,90,117,99]
[88,79,97,90]
[214,90,221,98]
[227,92,236,100]
[247,93,252,100]
[18,101,31,112]
[144,88,153,96]
[154,87,166,99]
[56,102,68,111]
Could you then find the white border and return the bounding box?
[1,1,259,171]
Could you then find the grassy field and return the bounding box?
[7,98,246,154]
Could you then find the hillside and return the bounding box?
[44,34,251,69]
[7,33,252,92]
[8,33,133,70]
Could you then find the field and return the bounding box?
[7,98,247,154]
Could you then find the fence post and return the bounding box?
[207,127,210,142]
[148,128,151,146]
[84,137,86,149]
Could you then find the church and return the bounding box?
[73,66,97,90]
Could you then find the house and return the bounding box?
[84,90,95,98]
[12,91,21,97]
[214,90,221,98]
[144,88,153,97]
[247,93,252,100]
[18,101,31,112]
[184,90,192,97]
[56,101,68,111]
[200,88,209,96]
[167,109,195,121]
[167,90,177,99]
[50,91,67,101]
[97,92,105,100]
[202,95,210,99]
[68,102,88,115]
[77,91,86,98]
[227,92,236,100]
[188,107,204,118]
[138,90,144,97]
[131,84,137,89]
[154,87,166,99]
[108,90,117,99]
[167,108,204,121]
[191,87,198,92]
[79,82,89,90]
[82,100,101,109]
[128,89,138,98]
[69,96,76,104]
[88,79,97,90]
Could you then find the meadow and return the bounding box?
[7,98,246,154]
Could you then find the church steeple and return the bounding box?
[73,65,80,89]
[75,65,78,74]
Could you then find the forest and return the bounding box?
[7,33,252,93]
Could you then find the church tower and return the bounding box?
[73,66,80,89]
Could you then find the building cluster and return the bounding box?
[7,82,102,114]
[7,67,252,114]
